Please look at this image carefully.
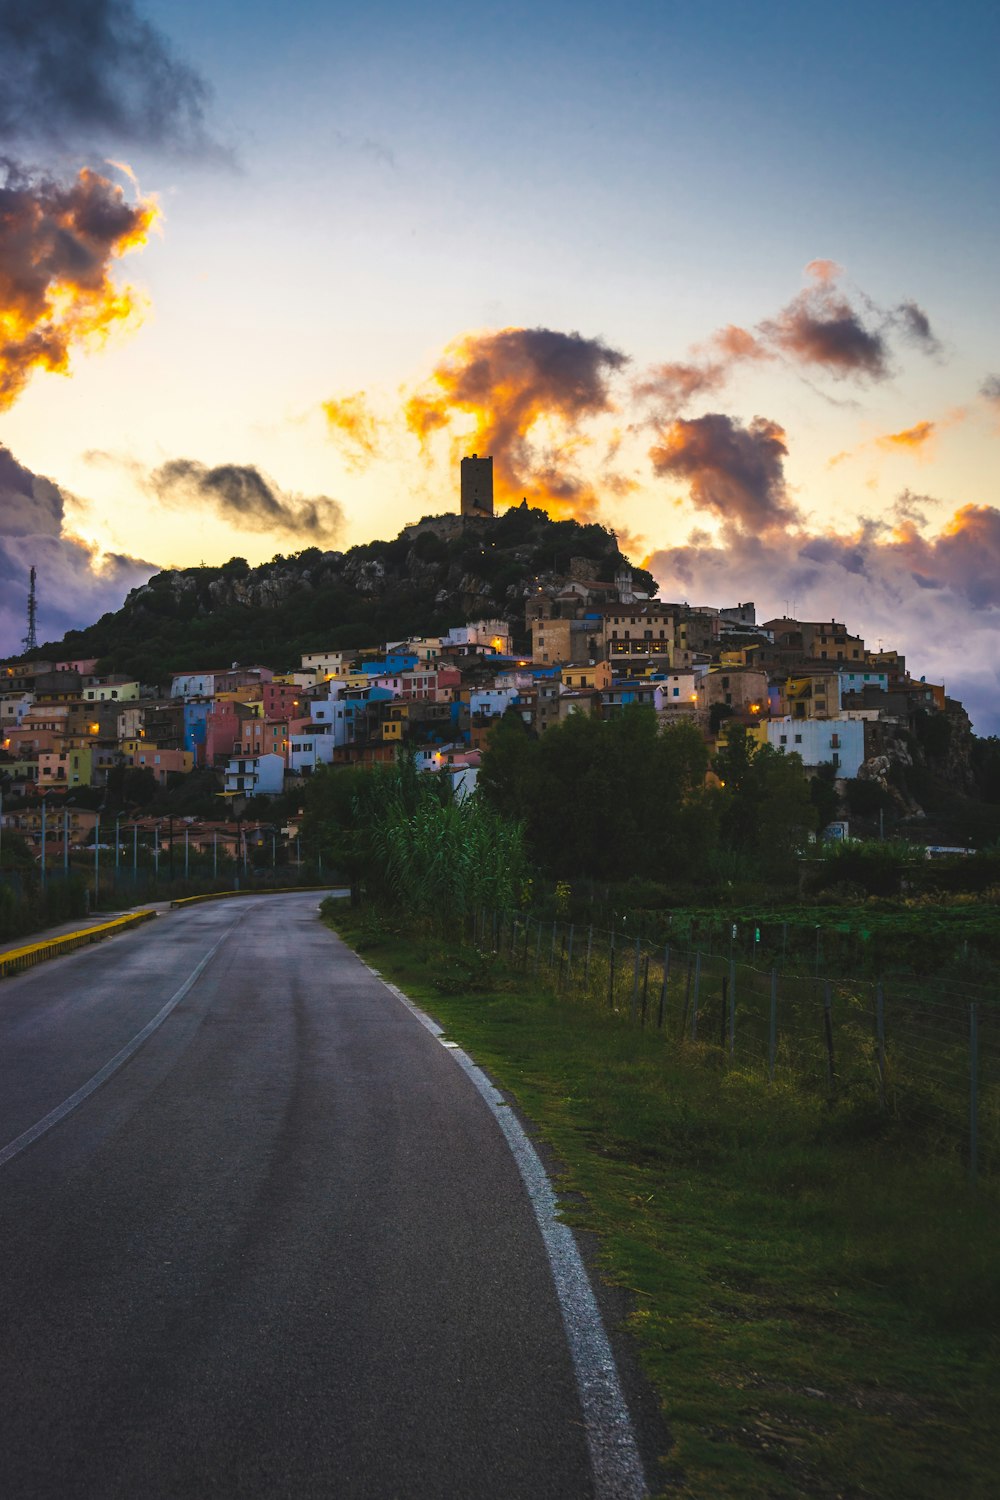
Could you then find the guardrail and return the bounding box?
[0,909,159,981]
[170,885,341,909]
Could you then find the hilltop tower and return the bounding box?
[460,454,494,519]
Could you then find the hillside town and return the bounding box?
[0,502,964,864]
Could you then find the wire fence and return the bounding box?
[473,910,1000,1184]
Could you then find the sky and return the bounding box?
[1,0,999,727]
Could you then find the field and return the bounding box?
[325,901,1000,1499]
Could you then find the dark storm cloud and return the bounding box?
[148,459,346,542]
[0,0,225,158]
[980,374,1000,406]
[649,412,799,534]
[0,443,155,655]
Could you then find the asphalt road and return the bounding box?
[0,894,647,1498]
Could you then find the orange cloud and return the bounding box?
[0,160,158,410]
[322,391,382,469]
[402,325,627,520]
[875,420,936,453]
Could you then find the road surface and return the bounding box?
[0,893,648,1498]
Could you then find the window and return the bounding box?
[779,734,787,744]
[794,733,802,743]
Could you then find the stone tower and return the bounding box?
[460,454,494,518]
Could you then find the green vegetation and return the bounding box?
[30,506,653,681]
[300,753,527,916]
[0,835,89,940]
[324,901,999,1499]
[480,711,816,886]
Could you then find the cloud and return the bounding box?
[147,459,346,543]
[634,325,770,417]
[322,392,383,469]
[760,260,889,379]
[894,299,940,354]
[874,420,936,454]
[981,374,1000,408]
[644,502,1000,733]
[649,412,799,534]
[403,326,628,517]
[0,157,158,410]
[636,263,941,418]
[0,0,225,159]
[0,443,155,655]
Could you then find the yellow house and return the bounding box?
[783,672,842,720]
[560,661,612,692]
[81,680,140,703]
[38,744,99,789]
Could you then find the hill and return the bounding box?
[33,505,654,682]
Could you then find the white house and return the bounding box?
[764,717,865,777]
[171,671,218,700]
[441,619,512,655]
[654,673,698,711]
[470,686,520,718]
[288,731,336,774]
[224,752,284,798]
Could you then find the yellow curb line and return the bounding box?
[0,910,159,982]
[169,886,339,908]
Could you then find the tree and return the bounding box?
[714,725,813,876]
[479,706,711,883]
[810,762,841,834]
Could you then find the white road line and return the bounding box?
[0,922,237,1169]
[364,964,649,1500]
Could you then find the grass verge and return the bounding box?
[324,901,999,1500]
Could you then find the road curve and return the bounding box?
[0,894,647,1498]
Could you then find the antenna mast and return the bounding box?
[23,566,38,652]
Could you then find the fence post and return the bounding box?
[969,1002,979,1186]
[567,923,575,981]
[551,920,558,966]
[768,969,778,1082]
[691,951,702,1040]
[728,958,736,1061]
[522,917,531,970]
[557,933,567,990]
[680,950,694,1037]
[641,955,650,1026]
[822,981,837,1096]
[658,946,670,1030]
[875,981,887,1111]
[607,932,616,1010]
[719,975,728,1050]
[534,919,543,974]
[630,937,641,1022]
[584,925,593,988]
[492,909,498,953]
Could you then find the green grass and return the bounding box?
[326,902,1000,1499]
